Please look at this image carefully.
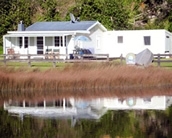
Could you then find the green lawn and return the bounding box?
[153,58,172,69]
[0,47,70,70]
[0,61,72,71]
[0,46,3,54]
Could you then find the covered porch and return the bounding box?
[3,31,76,59]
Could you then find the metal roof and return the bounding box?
[25,21,98,31]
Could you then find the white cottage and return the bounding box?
[3,20,172,59]
[101,29,172,57]
[3,20,107,59]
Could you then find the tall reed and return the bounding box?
[0,63,172,101]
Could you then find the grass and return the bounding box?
[0,61,71,71]
[153,58,172,68]
[0,46,3,54]
[0,62,172,102]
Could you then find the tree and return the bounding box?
[0,0,34,46]
[37,0,61,21]
[0,0,13,46]
[68,0,130,30]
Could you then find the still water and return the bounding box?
[1,96,172,138]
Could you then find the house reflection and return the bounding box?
[4,98,107,120]
[4,96,172,120]
[104,96,172,110]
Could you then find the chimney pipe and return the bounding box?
[17,21,25,31]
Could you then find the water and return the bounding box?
[1,96,172,138]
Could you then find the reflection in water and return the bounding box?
[4,98,107,120]
[4,96,172,119]
[2,96,172,138]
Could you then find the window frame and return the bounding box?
[144,36,151,45]
[55,36,67,47]
[18,37,22,48]
[117,36,123,43]
[24,37,28,48]
[37,37,43,54]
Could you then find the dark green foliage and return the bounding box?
[37,0,61,21]
[0,0,12,46]
[1,0,172,48]
[68,0,130,30]
[0,0,33,46]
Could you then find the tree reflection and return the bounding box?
[1,106,172,138]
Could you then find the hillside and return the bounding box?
[31,0,76,22]
[0,0,172,45]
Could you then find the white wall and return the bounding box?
[67,26,105,55]
[70,26,105,54]
[88,26,104,54]
[101,30,168,57]
[103,96,167,110]
[4,37,20,54]
[28,37,36,54]
[89,26,105,54]
[67,35,74,55]
[4,37,12,54]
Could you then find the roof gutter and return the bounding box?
[7,30,90,35]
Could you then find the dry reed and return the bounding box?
[0,63,172,102]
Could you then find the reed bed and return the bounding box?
[0,63,172,102]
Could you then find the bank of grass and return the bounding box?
[0,46,3,54]
[1,58,172,70]
[0,61,71,71]
[153,58,172,69]
[0,62,172,101]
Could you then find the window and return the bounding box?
[144,36,151,45]
[117,36,123,43]
[30,37,35,46]
[24,37,28,48]
[37,37,43,54]
[18,37,22,48]
[165,36,170,52]
[55,36,60,47]
[143,97,152,104]
[55,36,67,47]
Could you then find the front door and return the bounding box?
[37,37,43,54]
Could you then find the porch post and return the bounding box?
[27,37,29,54]
[23,100,25,108]
[10,37,12,49]
[43,36,45,55]
[44,99,46,109]
[64,35,68,59]
[63,98,66,110]
[72,34,76,59]
[3,36,7,65]
[22,36,24,54]
[3,36,6,54]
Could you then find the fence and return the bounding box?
[153,54,172,67]
[1,53,171,67]
[0,53,109,67]
[111,54,172,67]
